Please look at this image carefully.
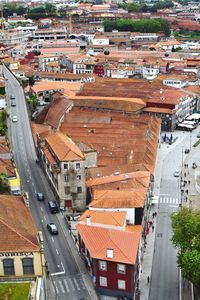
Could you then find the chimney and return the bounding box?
[106,248,113,259]
[86,216,91,225]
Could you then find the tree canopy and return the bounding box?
[119,1,173,12]
[171,208,200,287]
[104,18,171,36]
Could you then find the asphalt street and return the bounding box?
[149,129,199,300]
[3,65,91,300]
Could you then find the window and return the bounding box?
[3,259,15,275]
[64,175,69,182]
[22,258,34,275]
[99,261,107,271]
[99,276,107,287]
[64,163,68,170]
[77,175,81,180]
[117,264,126,274]
[64,186,70,194]
[77,186,82,193]
[118,279,126,290]
[76,163,81,169]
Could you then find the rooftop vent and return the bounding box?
[114,172,120,176]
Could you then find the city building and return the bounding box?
[0,195,45,278]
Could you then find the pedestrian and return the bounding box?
[185,197,188,202]
[184,172,186,177]
[188,180,190,185]
[147,276,150,284]
[152,212,155,218]
[154,212,157,217]
[149,220,153,227]
[152,225,154,232]
[184,164,186,168]
[186,189,188,194]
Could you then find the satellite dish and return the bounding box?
[104,49,110,55]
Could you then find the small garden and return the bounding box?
[0,282,31,300]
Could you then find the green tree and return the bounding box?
[127,2,140,12]
[0,172,10,193]
[0,110,7,136]
[171,208,200,292]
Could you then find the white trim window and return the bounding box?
[118,279,126,290]
[117,263,126,274]
[99,260,107,271]
[99,276,107,287]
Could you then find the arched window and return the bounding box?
[22,258,34,275]
[3,259,15,275]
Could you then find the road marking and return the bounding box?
[50,271,65,276]
[68,278,75,291]
[44,216,46,221]
[169,205,179,208]
[58,280,65,293]
[63,279,70,292]
[41,219,43,223]
[54,283,60,295]
[51,237,54,242]
[56,249,59,255]
[169,198,172,203]
[61,261,65,273]
[40,207,43,212]
[73,277,81,290]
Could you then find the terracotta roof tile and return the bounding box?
[79,210,126,227]
[0,195,40,252]
[89,189,146,208]
[45,132,84,161]
[77,223,141,264]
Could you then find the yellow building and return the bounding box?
[8,168,21,194]
[0,195,45,278]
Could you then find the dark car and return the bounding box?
[197,132,200,138]
[48,201,59,213]
[47,223,58,235]
[36,192,44,201]
[184,149,190,154]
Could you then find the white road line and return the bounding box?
[40,207,43,211]
[44,216,46,221]
[73,278,81,290]
[56,249,59,255]
[68,278,75,291]
[63,279,70,293]
[163,198,166,203]
[58,280,65,293]
[61,261,65,273]
[169,198,172,204]
[54,283,59,295]
[169,205,179,208]
[51,237,54,242]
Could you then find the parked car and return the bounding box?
[174,170,180,177]
[197,132,200,138]
[11,100,16,107]
[184,149,190,154]
[47,223,58,235]
[36,192,44,201]
[10,95,15,99]
[192,163,197,169]
[12,116,18,122]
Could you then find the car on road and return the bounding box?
[184,149,190,154]
[47,223,58,235]
[48,200,59,214]
[174,170,180,177]
[197,132,200,138]
[12,116,18,122]
[11,100,16,107]
[36,192,44,201]
[10,95,15,99]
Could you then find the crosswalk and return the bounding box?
[159,197,180,205]
[52,274,86,296]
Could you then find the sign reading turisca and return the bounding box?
[0,252,34,257]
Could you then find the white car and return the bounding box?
[174,170,180,177]
[12,116,18,123]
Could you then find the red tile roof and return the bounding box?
[77,223,141,264]
[0,195,40,252]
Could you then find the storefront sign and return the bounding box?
[0,252,34,257]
